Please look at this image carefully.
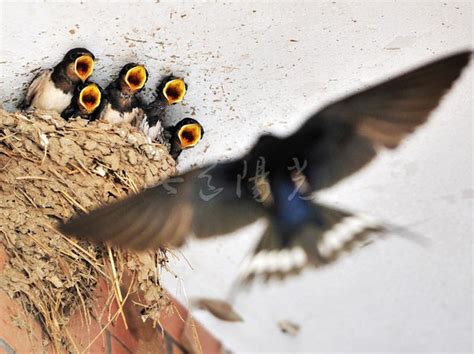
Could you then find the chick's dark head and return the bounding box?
[118,63,148,94]
[62,48,95,82]
[76,82,104,114]
[157,76,187,105]
[169,118,204,159]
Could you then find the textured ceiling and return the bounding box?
[0,1,472,352]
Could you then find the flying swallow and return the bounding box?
[138,76,188,143]
[61,82,105,121]
[59,51,472,282]
[101,63,148,125]
[19,48,95,113]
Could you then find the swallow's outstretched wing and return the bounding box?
[292,50,472,191]
[59,161,266,250]
[59,51,471,278]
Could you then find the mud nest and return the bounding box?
[0,109,176,351]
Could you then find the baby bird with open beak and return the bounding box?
[101,63,148,125]
[19,48,95,113]
[166,118,204,160]
[137,76,187,143]
[137,76,202,160]
[61,82,105,121]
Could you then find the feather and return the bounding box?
[18,69,52,109]
[59,51,472,282]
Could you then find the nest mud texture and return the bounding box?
[0,109,175,352]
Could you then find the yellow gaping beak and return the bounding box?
[74,55,94,82]
[125,66,147,91]
[79,84,101,113]
[163,78,186,104]
[178,124,202,149]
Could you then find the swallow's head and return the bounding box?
[158,76,187,105]
[64,48,95,82]
[119,63,148,94]
[76,82,103,114]
[175,118,204,150]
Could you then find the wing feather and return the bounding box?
[59,163,265,250]
[320,51,472,146]
[19,69,52,109]
[59,51,471,255]
[296,50,472,191]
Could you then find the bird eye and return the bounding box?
[125,66,147,91]
[79,84,101,113]
[74,55,94,82]
[177,124,202,148]
[163,78,186,104]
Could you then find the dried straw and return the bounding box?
[0,109,175,352]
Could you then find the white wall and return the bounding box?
[1,1,472,352]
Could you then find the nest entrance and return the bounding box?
[0,109,176,352]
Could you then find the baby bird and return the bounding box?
[137,76,200,160]
[61,82,105,121]
[166,118,204,159]
[101,63,148,125]
[138,76,187,142]
[19,48,95,113]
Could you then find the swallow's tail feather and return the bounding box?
[238,203,386,283]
